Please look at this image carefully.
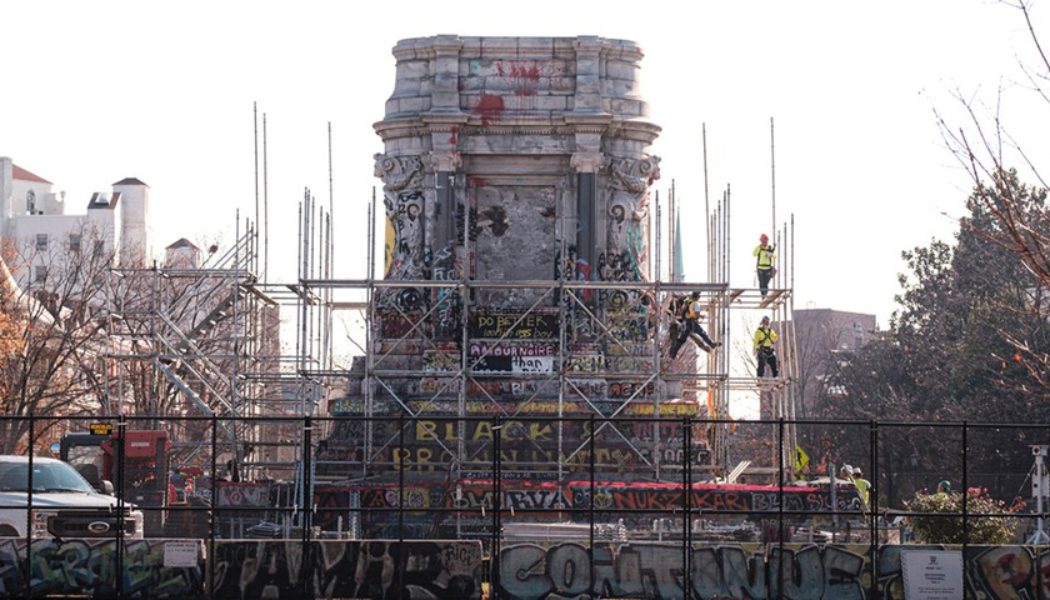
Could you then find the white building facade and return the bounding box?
[0,157,151,286]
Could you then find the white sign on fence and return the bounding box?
[901,549,964,600]
[163,540,200,568]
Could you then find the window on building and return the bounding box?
[69,233,82,254]
[26,190,36,214]
[93,240,105,258]
[35,233,48,252]
[34,266,48,283]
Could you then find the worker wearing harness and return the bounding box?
[753,316,779,377]
[669,291,721,359]
[753,233,777,297]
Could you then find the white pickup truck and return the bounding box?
[0,456,143,539]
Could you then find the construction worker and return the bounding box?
[753,316,779,377]
[852,467,872,507]
[669,291,721,359]
[753,233,777,297]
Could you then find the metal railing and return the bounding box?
[1,413,1046,599]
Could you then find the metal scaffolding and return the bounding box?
[99,217,315,480]
[93,156,800,497]
[290,176,801,489]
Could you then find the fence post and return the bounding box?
[777,416,785,600]
[962,420,969,548]
[209,414,218,599]
[397,414,407,599]
[302,415,313,600]
[398,413,405,545]
[116,413,126,600]
[589,414,596,598]
[683,416,692,596]
[24,415,34,600]
[492,414,502,600]
[869,419,878,599]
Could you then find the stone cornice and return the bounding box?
[564,112,614,134]
[391,37,437,61]
[375,116,660,144]
[392,35,644,62]
[421,113,470,130]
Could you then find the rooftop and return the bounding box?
[12,165,51,185]
[112,177,148,187]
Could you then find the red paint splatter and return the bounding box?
[514,88,537,96]
[467,175,488,188]
[449,126,458,147]
[473,94,504,126]
[510,64,541,81]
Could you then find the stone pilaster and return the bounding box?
[572,36,605,114]
[431,35,463,115]
[571,150,606,284]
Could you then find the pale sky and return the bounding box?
[4,0,1047,326]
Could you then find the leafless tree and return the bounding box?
[936,0,1050,391]
[0,228,117,453]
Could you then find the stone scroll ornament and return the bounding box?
[374,153,426,280]
[603,156,661,282]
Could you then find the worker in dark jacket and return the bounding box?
[669,291,721,359]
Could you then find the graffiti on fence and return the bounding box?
[498,542,1050,600]
[8,538,1050,599]
[0,539,203,598]
[212,540,482,600]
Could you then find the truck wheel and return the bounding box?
[0,525,18,537]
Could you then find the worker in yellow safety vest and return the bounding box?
[851,467,872,507]
[753,316,779,377]
[753,233,777,297]
[669,291,721,359]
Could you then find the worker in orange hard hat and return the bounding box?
[753,233,777,297]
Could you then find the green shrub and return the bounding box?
[905,488,1019,544]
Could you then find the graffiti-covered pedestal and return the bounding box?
[319,35,713,538]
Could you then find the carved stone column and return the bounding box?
[373,153,426,280]
[602,156,661,281]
